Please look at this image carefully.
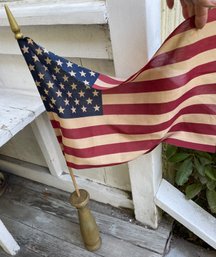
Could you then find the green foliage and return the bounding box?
[185,183,202,199]
[164,145,216,214]
[175,158,193,186]
[206,190,216,213]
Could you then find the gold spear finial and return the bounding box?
[4,5,23,39]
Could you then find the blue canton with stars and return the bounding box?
[18,37,103,118]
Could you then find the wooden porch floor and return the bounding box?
[0,173,172,257]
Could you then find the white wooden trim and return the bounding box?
[0,0,107,26]
[0,155,133,210]
[0,89,44,146]
[155,179,216,249]
[128,146,162,229]
[0,26,112,59]
[31,113,68,177]
[107,0,162,227]
[143,1,162,60]
[106,0,161,77]
[0,220,20,255]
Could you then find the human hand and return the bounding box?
[166,0,216,28]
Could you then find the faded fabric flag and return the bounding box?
[18,11,216,169]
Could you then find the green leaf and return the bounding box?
[194,158,205,176]
[169,153,191,163]
[199,157,213,166]
[205,167,216,181]
[207,180,216,191]
[185,183,202,199]
[196,151,212,160]
[175,158,193,186]
[199,175,208,185]
[206,189,216,213]
[165,145,178,159]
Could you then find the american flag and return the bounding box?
[18,11,216,169]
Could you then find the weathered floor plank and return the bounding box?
[0,246,42,257]
[0,174,172,257]
[5,175,172,254]
[7,174,134,222]
[1,216,99,257]
[0,199,161,257]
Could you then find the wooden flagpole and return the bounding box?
[5,5,101,251]
[4,4,81,198]
[69,168,80,197]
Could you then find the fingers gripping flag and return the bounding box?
[18,12,216,169]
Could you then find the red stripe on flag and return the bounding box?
[103,85,216,115]
[97,74,123,84]
[51,105,216,139]
[103,62,216,94]
[165,138,216,153]
[62,125,216,159]
[57,135,62,143]
[66,161,124,170]
[145,36,216,69]
[169,123,216,135]
[63,139,160,158]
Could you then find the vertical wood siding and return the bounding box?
[161,1,183,41]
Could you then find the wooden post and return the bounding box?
[0,219,20,255]
[31,113,69,177]
[0,173,20,255]
[107,0,162,228]
[128,146,162,228]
